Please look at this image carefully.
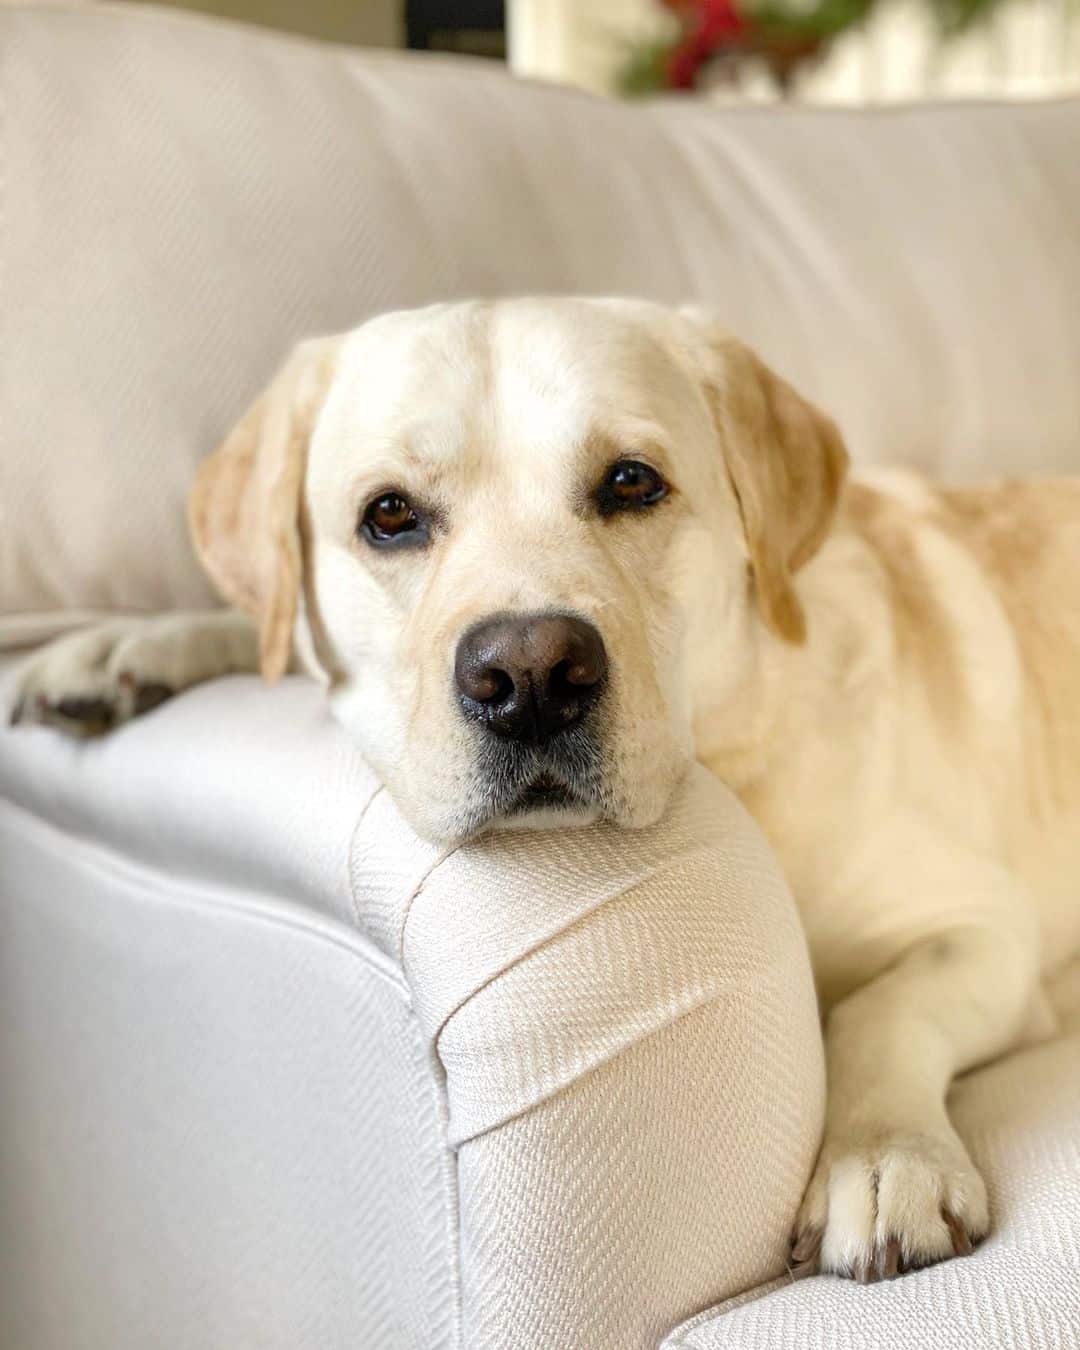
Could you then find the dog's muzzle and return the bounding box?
[454,610,608,822]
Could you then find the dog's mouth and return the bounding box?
[468,727,605,833]
[504,773,584,816]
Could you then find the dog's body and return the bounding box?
[722,470,1080,1016]
[13,299,1079,1283]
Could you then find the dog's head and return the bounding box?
[191,299,846,842]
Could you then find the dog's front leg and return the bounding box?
[9,610,260,736]
[792,904,1038,1282]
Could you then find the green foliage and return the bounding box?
[620,40,677,96]
[751,0,875,40]
[619,0,1020,96]
[926,0,1013,35]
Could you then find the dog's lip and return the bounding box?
[504,773,584,815]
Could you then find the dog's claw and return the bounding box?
[131,680,174,716]
[787,1225,824,1281]
[55,695,113,720]
[943,1209,974,1257]
[789,1226,822,1265]
[52,696,116,734]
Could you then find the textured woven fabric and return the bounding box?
[414,783,806,1148]
[666,1009,1080,1349]
[0,801,457,1350]
[457,1001,815,1350]
[353,759,826,1345]
[0,659,826,1349]
[3,4,1080,638]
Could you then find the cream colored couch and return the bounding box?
[1,6,1078,1349]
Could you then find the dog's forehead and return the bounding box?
[323,300,697,473]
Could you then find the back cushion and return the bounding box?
[3,4,1080,641]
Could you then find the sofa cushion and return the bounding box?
[3,4,1080,643]
[665,993,1080,1349]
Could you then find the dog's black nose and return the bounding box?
[455,612,608,743]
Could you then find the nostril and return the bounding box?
[455,635,517,706]
[548,660,571,695]
[551,623,607,706]
[471,666,513,705]
[563,654,603,689]
[549,659,592,702]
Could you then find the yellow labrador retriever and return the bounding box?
[12,298,1080,1283]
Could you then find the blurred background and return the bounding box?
[91,0,1080,102]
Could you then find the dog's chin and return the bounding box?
[485,776,603,834]
[396,720,686,844]
[390,738,686,847]
[442,721,610,839]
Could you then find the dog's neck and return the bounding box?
[689,594,797,793]
[691,525,870,798]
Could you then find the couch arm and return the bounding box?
[352,763,824,1350]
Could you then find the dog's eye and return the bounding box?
[360,492,426,546]
[596,460,668,515]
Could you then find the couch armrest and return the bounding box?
[2,658,821,1349]
[352,763,824,1350]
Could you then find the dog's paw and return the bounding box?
[790,1127,988,1282]
[9,624,177,738]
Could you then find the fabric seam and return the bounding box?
[0,793,407,990]
[427,840,737,1053]
[397,835,470,967]
[420,1033,463,1350]
[450,981,760,1150]
[660,1273,796,1348]
[345,782,385,928]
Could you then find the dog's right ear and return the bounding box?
[188,338,340,682]
[679,311,848,645]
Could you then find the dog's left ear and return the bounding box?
[690,320,849,644]
[188,337,340,681]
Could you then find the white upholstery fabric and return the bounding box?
[666,1007,1080,1349]
[0,672,382,927]
[0,802,456,1350]
[0,662,826,1348]
[3,4,1080,638]
[409,781,823,1346]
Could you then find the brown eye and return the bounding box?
[597,459,668,515]
[360,492,427,547]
